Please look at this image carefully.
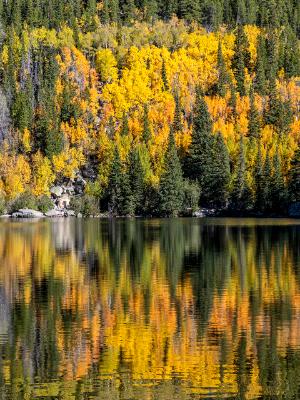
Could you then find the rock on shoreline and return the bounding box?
[12,209,45,218]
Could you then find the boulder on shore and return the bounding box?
[193,208,217,218]
[66,210,76,217]
[12,209,44,218]
[45,209,65,218]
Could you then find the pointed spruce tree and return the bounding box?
[229,83,237,119]
[184,88,215,206]
[107,146,123,215]
[120,167,133,216]
[262,150,272,212]
[161,59,169,91]
[142,104,151,144]
[247,86,261,140]
[216,41,228,97]
[120,112,129,136]
[288,145,300,202]
[232,24,248,96]
[231,134,252,211]
[159,128,184,217]
[129,147,144,215]
[271,146,286,212]
[209,132,231,208]
[172,91,183,133]
[254,141,265,212]
[254,34,267,95]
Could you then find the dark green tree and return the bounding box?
[288,145,300,202]
[120,112,129,136]
[142,104,151,144]
[161,59,169,91]
[271,146,286,212]
[185,89,213,179]
[254,34,267,95]
[172,91,183,132]
[262,149,272,212]
[247,86,261,139]
[184,89,216,206]
[209,132,231,208]
[254,141,264,212]
[229,83,237,119]
[177,0,201,23]
[159,129,184,217]
[232,24,249,96]
[230,134,252,211]
[120,168,133,215]
[129,147,144,215]
[282,27,300,78]
[265,77,292,134]
[122,0,136,23]
[107,146,123,215]
[216,41,228,97]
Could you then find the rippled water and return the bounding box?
[0,218,300,399]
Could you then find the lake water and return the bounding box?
[0,218,300,399]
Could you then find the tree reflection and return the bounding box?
[0,219,299,399]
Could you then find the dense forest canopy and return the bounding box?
[0,0,299,215]
[1,0,300,32]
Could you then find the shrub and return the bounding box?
[183,179,200,213]
[37,195,54,213]
[0,195,6,215]
[70,194,99,216]
[8,191,38,213]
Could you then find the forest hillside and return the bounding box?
[0,0,299,216]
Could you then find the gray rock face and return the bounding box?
[57,193,71,209]
[45,209,65,218]
[12,209,44,218]
[288,202,300,218]
[50,186,64,198]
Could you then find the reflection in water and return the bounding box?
[0,218,300,399]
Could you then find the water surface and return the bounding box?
[0,218,300,399]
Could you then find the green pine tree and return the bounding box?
[247,86,261,139]
[232,24,249,96]
[216,41,228,97]
[161,59,169,91]
[159,129,184,217]
[172,91,183,132]
[262,150,272,212]
[107,146,123,215]
[229,83,237,119]
[120,112,129,136]
[185,88,216,206]
[142,104,151,144]
[120,168,133,215]
[271,146,286,212]
[129,147,144,215]
[209,132,231,208]
[254,34,267,95]
[288,145,300,202]
[254,141,264,212]
[231,134,252,211]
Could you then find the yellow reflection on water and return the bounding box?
[0,218,300,399]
